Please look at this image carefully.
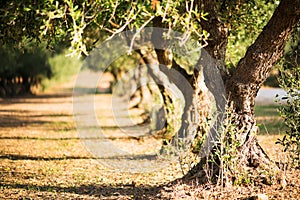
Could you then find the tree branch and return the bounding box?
[226,0,300,113]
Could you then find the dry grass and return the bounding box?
[0,85,299,199]
[0,92,182,199]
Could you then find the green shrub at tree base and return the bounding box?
[276,26,300,168]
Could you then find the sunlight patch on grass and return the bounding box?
[255,105,286,135]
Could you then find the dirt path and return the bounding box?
[0,76,183,199]
[0,73,299,199]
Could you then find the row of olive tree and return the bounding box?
[0,39,81,97]
[1,0,299,185]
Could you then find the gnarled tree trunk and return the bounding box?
[225,0,300,171]
[185,0,300,183]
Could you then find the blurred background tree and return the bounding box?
[0,39,51,97]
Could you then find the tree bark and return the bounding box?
[151,16,214,150]
[224,0,300,172]
[196,0,229,79]
[136,49,176,135]
[226,0,300,144]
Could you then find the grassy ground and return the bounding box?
[255,105,287,135]
[0,83,299,199]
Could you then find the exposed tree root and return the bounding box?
[182,136,284,186]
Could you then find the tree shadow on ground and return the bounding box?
[0,93,73,104]
[0,110,74,129]
[0,115,50,128]
[0,154,92,161]
[0,153,162,162]
[1,182,165,199]
[0,109,72,117]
